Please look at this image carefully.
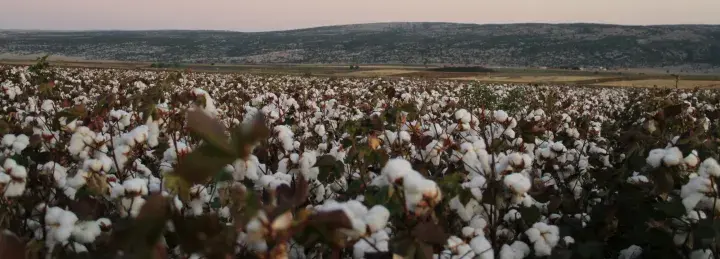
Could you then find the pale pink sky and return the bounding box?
[1,0,719,31]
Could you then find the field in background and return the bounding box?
[2,59,720,89]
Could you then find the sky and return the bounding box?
[1,0,719,31]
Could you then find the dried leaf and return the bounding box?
[0,231,25,259]
[412,222,449,246]
[186,108,233,154]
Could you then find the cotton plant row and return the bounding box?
[0,64,719,259]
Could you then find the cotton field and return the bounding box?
[0,64,719,259]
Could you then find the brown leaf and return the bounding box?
[175,144,236,184]
[0,231,25,259]
[369,135,382,150]
[186,108,233,154]
[138,195,170,220]
[86,173,109,196]
[307,210,353,230]
[412,222,449,246]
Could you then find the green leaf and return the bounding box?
[214,170,234,182]
[575,241,603,259]
[518,206,542,224]
[210,197,221,209]
[315,155,343,182]
[655,198,686,218]
[390,237,416,259]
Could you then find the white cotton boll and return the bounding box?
[4,181,26,197]
[503,209,522,222]
[3,159,17,171]
[646,149,666,168]
[72,221,102,243]
[461,227,477,238]
[381,158,415,183]
[689,249,713,259]
[698,158,720,177]
[499,245,517,259]
[1,134,15,147]
[110,182,125,199]
[70,242,88,253]
[314,124,326,137]
[662,147,683,166]
[494,110,509,122]
[618,245,643,259]
[123,178,148,196]
[0,173,10,185]
[684,151,700,168]
[365,205,390,232]
[526,222,559,257]
[399,131,411,143]
[120,197,146,218]
[41,100,55,112]
[9,165,27,179]
[504,173,531,194]
[470,236,493,259]
[563,236,575,245]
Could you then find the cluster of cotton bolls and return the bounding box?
[373,159,442,214]
[2,65,720,259]
[1,134,30,155]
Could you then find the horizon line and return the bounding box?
[2,21,720,33]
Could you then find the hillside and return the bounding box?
[2,22,720,68]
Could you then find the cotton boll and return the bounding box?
[684,151,699,168]
[646,149,666,168]
[618,245,643,259]
[365,205,390,232]
[469,236,493,259]
[504,173,531,194]
[689,249,713,259]
[494,110,509,122]
[662,147,683,166]
[381,158,415,183]
[1,134,15,147]
[698,158,720,177]
[72,221,102,243]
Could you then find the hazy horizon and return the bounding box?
[1,0,719,32]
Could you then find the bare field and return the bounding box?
[595,79,720,89]
[3,59,720,88]
[450,75,605,82]
[338,69,420,77]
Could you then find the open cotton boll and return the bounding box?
[698,158,720,177]
[618,245,643,259]
[499,241,531,259]
[504,173,531,194]
[1,134,16,147]
[469,236,493,259]
[494,110,509,122]
[684,151,700,168]
[364,205,390,232]
[381,158,416,184]
[123,178,149,196]
[120,196,146,218]
[646,149,667,168]
[72,221,102,243]
[525,222,560,257]
[662,147,683,166]
[314,124,326,137]
[689,249,713,259]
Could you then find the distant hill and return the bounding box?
[2,22,720,68]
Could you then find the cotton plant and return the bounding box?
[1,65,720,258]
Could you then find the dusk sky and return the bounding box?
[1,0,719,31]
